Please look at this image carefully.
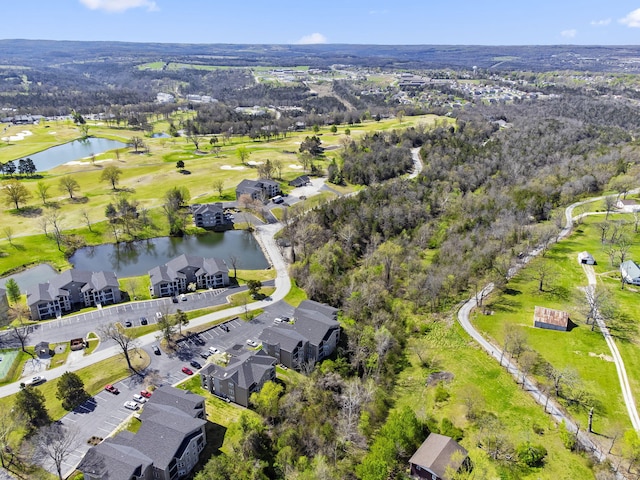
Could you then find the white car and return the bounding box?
[124,401,139,411]
[132,394,147,404]
[209,346,220,355]
[28,376,45,386]
[246,339,258,347]
[274,317,284,324]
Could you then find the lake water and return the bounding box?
[0,264,58,291]
[69,231,268,277]
[14,137,126,171]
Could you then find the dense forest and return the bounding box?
[190,94,640,479]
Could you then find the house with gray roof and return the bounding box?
[149,254,229,298]
[200,349,276,407]
[78,386,206,480]
[192,202,227,229]
[235,178,281,202]
[409,433,469,480]
[621,260,640,286]
[259,300,340,369]
[289,175,310,188]
[26,269,122,320]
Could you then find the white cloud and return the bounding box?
[79,0,158,13]
[590,18,611,26]
[297,33,328,45]
[561,29,577,38]
[620,8,640,27]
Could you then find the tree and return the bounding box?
[158,315,176,344]
[45,208,64,250]
[229,255,239,279]
[2,179,31,210]
[250,381,283,423]
[10,308,33,355]
[236,146,250,165]
[0,410,18,469]
[3,226,14,248]
[176,160,185,170]
[604,195,617,220]
[163,186,191,235]
[56,371,90,411]
[516,442,547,467]
[175,309,188,336]
[100,165,123,190]
[247,279,262,298]
[299,135,324,157]
[80,208,93,232]
[14,384,50,431]
[35,181,51,205]
[33,423,80,480]
[396,109,405,124]
[212,179,224,197]
[98,323,140,375]
[5,278,20,304]
[58,176,80,200]
[130,136,145,153]
[330,125,338,134]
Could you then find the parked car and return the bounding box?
[124,401,139,411]
[190,360,202,369]
[124,320,133,328]
[200,351,211,360]
[155,311,163,319]
[246,339,258,347]
[209,346,220,355]
[193,335,205,346]
[181,294,187,301]
[28,376,45,386]
[182,367,194,375]
[171,296,178,303]
[140,317,148,325]
[152,345,161,355]
[132,394,147,404]
[274,317,284,324]
[140,390,152,398]
[105,384,119,394]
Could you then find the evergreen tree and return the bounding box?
[56,371,90,411]
[15,385,50,430]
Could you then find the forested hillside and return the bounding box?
[193,95,640,479]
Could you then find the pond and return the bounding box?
[14,137,127,171]
[69,231,269,278]
[0,264,58,291]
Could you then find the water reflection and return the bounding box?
[70,231,267,277]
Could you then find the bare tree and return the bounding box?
[228,255,239,279]
[35,181,51,205]
[581,284,614,331]
[212,179,224,198]
[596,221,610,244]
[98,323,141,375]
[80,209,93,233]
[3,227,14,247]
[9,308,34,357]
[45,209,64,251]
[536,224,557,258]
[604,196,617,220]
[0,410,18,469]
[58,176,80,200]
[519,350,538,388]
[33,423,80,480]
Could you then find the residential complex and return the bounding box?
[149,254,229,298]
[235,178,281,201]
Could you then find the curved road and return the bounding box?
[457,193,640,466]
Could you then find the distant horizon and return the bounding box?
[3,38,640,49]
[2,1,640,46]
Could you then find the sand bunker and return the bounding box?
[1,130,33,142]
[65,158,114,166]
[220,165,246,170]
[588,352,614,362]
[288,164,304,169]
[247,160,264,166]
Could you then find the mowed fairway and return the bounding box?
[474,212,640,436]
[0,114,447,275]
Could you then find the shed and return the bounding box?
[35,341,51,359]
[409,433,469,480]
[621,260,640,285]
[578,251,596,265]
[533,306,569,331]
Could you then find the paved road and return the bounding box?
[455,192,640,469]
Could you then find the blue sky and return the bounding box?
[4,0,640,45]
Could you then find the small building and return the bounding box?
[578,251,596,265]
[533,306,569,331]
[409,433,469,480]
[192,203,226,228]
[35,341,51,359]
[289,175,310,188]
[616,199,640,213]
[235,179,281,202]
[200,350,276,407]
[621,260,640,286]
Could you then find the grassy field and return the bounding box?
[474,212,640,436]
[397,320,597,479]
[0,113,445,276]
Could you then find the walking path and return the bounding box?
[457,192,640,469]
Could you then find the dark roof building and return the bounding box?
[289,175,310,187]
[192,203,227,229]
[409,433,469,480]
[200,350,276,407]
[78,386,206,480]
[149,254,229,297]
[26,269,122,320]
[235,178,280,201]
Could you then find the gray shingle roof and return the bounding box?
[259,326,307,351]
[409,433,468,479]
[26,269,119,306]
[203,350,275,390]
[77,439,152,479]
[149,254,228,286]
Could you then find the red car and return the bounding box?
[181,367,194,375]
[140,390,152,398]
[105,384,119,394]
